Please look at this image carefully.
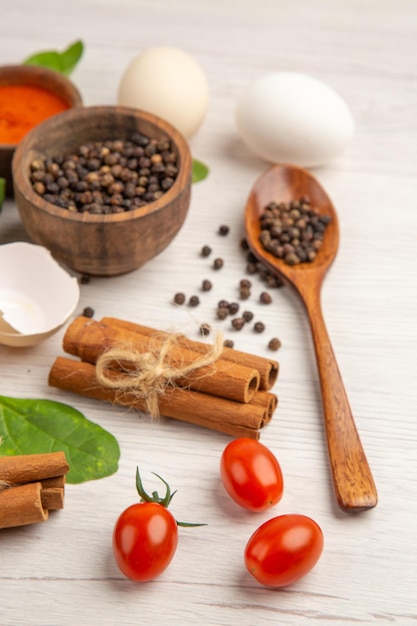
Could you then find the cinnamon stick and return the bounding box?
[63,317,260,404]
[40,476,65,510]
[251,391,278,422]
[41,487,64,510]
[101,316,279,391]
[0,452,69,487]
[49,356,267,439]
[0,482,48,529]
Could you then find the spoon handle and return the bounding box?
[300,286,378,513]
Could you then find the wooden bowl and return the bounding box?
[0,64,82,196]
[12,105,192,276]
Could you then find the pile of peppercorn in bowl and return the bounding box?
[12,106,192,276]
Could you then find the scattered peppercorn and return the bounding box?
[201,245,212,257]
[231,317,245,331]
[258,197,331,266]
[268,337,282,351]
[218,225,230,236]
[239,278,252,289]
[260,291,272,304]
[80,274,91,284]
[254,321,266,333]
[242,310,254,322]
[223,339,234,348]
[82,306,95,318]
[213,258,224,270]
[218,299,229,309]
[201,279,212,292]
[188,295,200,307]
[228,302,240,315]
[199,323,211,336]
[216,307,229,320]
[29,135,179,214]
[246,262,257,275]
[239,286,251,300]
[174,292,186,305]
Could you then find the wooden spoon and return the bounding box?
[245,164,378,513]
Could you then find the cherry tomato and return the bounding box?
[112,467,204,582]
[113,501,178,582]
[220,438,284,511]
[244,514,324,588]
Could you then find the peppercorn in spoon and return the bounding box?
[244,163,377,513]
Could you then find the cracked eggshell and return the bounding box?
[235,72,355,167]
[0,242,79,347]
[117,46,209,139]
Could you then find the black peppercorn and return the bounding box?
[216,307,229,320]
[228,302,240,315]
[174,292,186,305]
[223,339,234,348]
[82,306,95,318]
[231,317,245,331]
[213,258,224,270]
[260,291,272,304]
[268,337,282,351]
[201,245,212,257]
[254,321,266,333]
[239,286,251,300]
[199,323,211,336]
[218,225,230,236]
[202,279,213,292]
[239,278,252,289]
[188,295,200,307]
[242,310,254,322]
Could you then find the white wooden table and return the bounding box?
[1,1,416,624]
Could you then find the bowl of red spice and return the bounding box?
[12,105,192,276]
[0,64,82,196]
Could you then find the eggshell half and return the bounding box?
[235,72,355,167]
[0,242,79,347]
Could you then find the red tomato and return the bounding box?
[245,514,324,588]
[112,502,178,582]
[220,438,284,511]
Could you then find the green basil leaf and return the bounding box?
[0,396,120,484]
[192,158,209,183]
[23,50,62,73]
[0,177,5,213]
[23,40,84,76]
[59,40,84,75]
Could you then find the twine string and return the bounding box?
[95,331,224,418]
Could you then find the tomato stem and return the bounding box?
[136,468,171,507]
[135,467,206,527]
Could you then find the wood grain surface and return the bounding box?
[1,1,416,624]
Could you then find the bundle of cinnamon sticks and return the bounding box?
[0,452,69,529]
[48,316,280,439]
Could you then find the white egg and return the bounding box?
[235,72,355,167]
[118,46,209,139]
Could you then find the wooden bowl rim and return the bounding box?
[12,105,192,223]
[0,64,83,150]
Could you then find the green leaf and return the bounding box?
[0,178,5,213]
[59,40,84,75]
[23,40,84,76]
[0,396,120,483]
[192,158,209,183]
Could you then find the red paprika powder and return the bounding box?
[0,84,69,145]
